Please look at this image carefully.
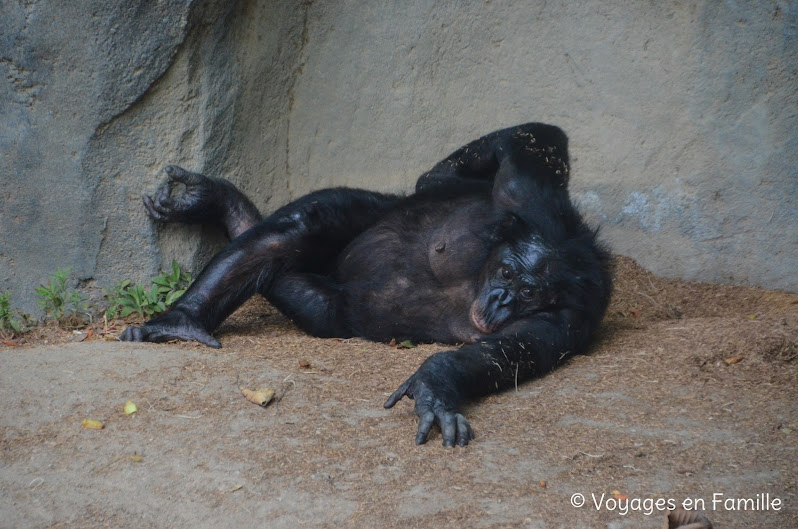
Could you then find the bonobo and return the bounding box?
[120,123,612,447]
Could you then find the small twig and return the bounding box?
[273,376,296,412]
[636,290,662,308]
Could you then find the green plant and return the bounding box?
[0,290,23,338]
[106,282,165,319]
[151,260,192,307]
[35,267,90,328]
[105,261,192,320]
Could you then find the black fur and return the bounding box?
[122,123,612,447]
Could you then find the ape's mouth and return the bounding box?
[469,303,500,334]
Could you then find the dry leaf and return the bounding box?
[724,356,743,365]
[124,401,138,415]
[539,481,546,488]
[1,340,19,346]
[130,455,143,462]
[86,328,94,340]
[611,490,628,501]
[387,338,397,347]
[663,507,712,529]
[82,419,104,430]
[298,359,311,369]
[628,308,641,318]
[70,330,89,342]
[240,386,275,407]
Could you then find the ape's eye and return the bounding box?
[500,266,514,280]
[520,287,534,300]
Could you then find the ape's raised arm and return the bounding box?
[415,122,570,193]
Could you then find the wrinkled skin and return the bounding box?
[385,373,474,447]
[121,123,612,447]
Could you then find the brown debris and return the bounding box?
[240,386,275,407]
[663,507,712,529]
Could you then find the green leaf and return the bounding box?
[165,290,185,306]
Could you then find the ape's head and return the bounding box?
[469,137,591,335]
[469,234,558,334]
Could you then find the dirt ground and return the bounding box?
[1,256,796,528]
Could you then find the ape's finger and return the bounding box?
[383,379,411,408]
[192,329,221,349]
[165,165,186,181]
[119,326,144,342]
[440,412,457,447]
[456,414,474,446]
[153,184,172,210]
[145,325,222,349]
[165,165,204,186]
[143,196,168,221]
[415,410,435,445]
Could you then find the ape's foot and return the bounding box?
[119,309,221,348]
[142,166,218,224]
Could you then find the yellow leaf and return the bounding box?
[240,386,275,407]
[82,419,104,430]
[124,401,138,415]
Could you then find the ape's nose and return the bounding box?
[490,289,513,307]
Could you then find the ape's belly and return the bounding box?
[335,195,497,344]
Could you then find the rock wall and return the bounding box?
[2,0,796,313]
[1,0,305,312]
[283,1,798,291]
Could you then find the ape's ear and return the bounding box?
[492,160,540,213]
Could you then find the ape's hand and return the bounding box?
[384,370,474,447]
[119,309,220,348]
[142,166,218,224]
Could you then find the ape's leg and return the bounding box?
[263,273,347,338]
[415,122,570,193]
[143,166,262,240]
[120,188,400,347]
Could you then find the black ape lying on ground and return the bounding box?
[121,123,612,447]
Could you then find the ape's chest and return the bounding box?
[334,197,497,344]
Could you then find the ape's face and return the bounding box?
[470,237,558,334]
